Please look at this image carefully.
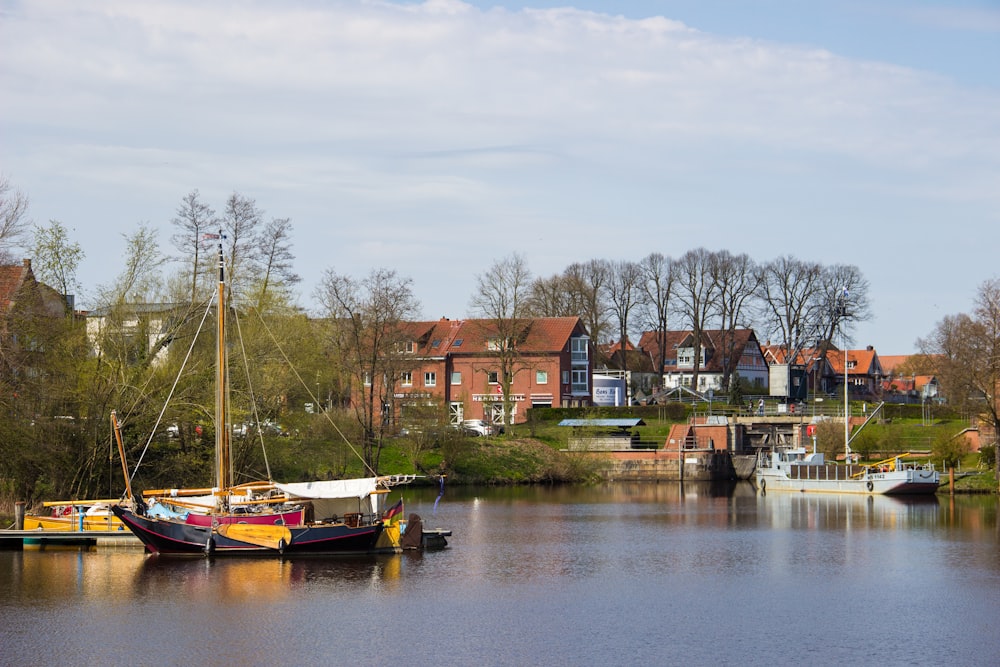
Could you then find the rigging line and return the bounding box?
[230,305,274,482]
[250,307,377,477]
[126,294,216,486]
[115,301,204,432]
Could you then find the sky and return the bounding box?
[1,0,998,355]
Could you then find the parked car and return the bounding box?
[459,419,494,436]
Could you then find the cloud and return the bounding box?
[1,0,997,352]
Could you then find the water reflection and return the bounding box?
[758,491,941,531]
[2,484,998,667]
[130,552,418,600]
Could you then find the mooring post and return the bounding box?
[949,467,955,495]
[15,501,25,530]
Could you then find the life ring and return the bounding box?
[866,481,874,492]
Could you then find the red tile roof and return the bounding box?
[0,259,31,314]
[637,328,762,373]
[402,316,585,356]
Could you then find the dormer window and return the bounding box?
[395,341,415,354]
[487,337,515,351]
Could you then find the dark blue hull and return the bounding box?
[112,506,385,556]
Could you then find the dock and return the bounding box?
[0,529,142,550]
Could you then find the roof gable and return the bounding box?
[403,316,586,356]
[0,260,31,313]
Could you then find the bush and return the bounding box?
[979,445,996,470]
[931,430,969,470]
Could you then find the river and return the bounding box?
[2,483,998,666]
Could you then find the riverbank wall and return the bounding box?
[579,450,756,482]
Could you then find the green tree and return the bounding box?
[0,174,31,263]
[931,430,969,471]
[920,278,1000,489]
[31,220,84,300]
[0,266,90,502]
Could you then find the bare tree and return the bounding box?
[813,263,872,348]
[672,248,720,390]
[170,190,217,304]
[564,259,611,348]
[919,278,1000,488]
[316,268,420,473]
[252,216,300,310]
[469,254,533,431]
[0,174,31,263]
[525,272,576,317]
[638,252,674,380]
[711,250,760,391]
[606,259,644,374]
[31,220,84,301]
[758,255,823,354]
[220,192,264,305]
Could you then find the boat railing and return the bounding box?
[789,464,864,481]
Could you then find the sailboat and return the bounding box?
[112,234,437,555]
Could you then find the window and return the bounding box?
[488,337,516,351]
[487,371,499,384]
[451,371,461,385]
[453,338,463,347]
[401,372,412,386]
[395,341,415,354]
[424,372,436,387]
[571,369,588,393]
[363,371,371,386]
[536,370,548,385]
[562,371,570,384]
[570,337,589,361]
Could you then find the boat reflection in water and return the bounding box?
[3,485,998,667]
[757,490,941,531]
[132,552,410,599]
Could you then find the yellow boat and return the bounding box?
[23,500,127,532]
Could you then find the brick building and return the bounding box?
[376,316,593,428]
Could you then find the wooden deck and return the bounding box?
[0,529,141,550]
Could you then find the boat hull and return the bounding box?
[112,506,388,556]
[23,514,125,532]
[756,468,940,495]
[184,508,306,527]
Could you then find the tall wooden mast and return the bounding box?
[215,234,232,496]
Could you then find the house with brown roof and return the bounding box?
[824,346,885,400]
[760,343,837,398]
[373,316,593,428]
[761,343,887,400]
[0,259,68,320]
[594,336,660,405]
[637,328,769,395]
[1,259,73,393]
[878,354,941,403]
